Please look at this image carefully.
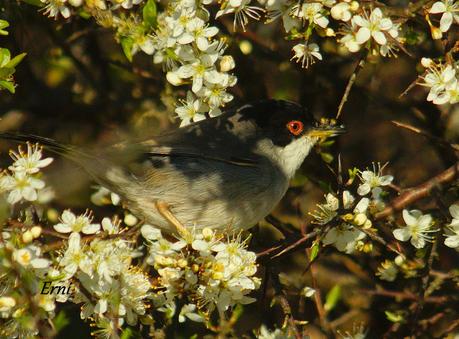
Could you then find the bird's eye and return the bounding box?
[287,120,304,136]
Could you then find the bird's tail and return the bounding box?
[0,132,95,165]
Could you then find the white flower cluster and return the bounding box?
[154,0,237,125]
[428,0,459,39]
[419,58,459,105]
[339,7,401,57]
[141,225,260,321]
[311,163,394,253]
[0,143,54,205]
[40,0,143,19]
[53,218,151,330]
[313,191,368,253]
[0,225,53,338]
[263,1,402,68]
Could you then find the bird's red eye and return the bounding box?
[287,120,304,136]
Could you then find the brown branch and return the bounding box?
[270,270,303,339]
[392,120,459,152]
[375,161,459,220]
[335,52,367,119]
[358,288,450,304]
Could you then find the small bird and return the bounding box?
[0,100,344,234]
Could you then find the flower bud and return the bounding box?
[363,219,372,229]
[326,28,335,37]
[177,258,188,268]
[22,230,33,244]
[239,40,253,55]
[220,55,235,72]
[354,213,367,226]
[124,213,138,226]
[342,213,354,221]
[421,57,433,68]
[350,1,359,11]
[0,296,16,312]
[191,264,200,273]
[430,26,443,40]
[30,226,42,239]
[69,0,83,6]
[166,72,184,86]
[202,227,214,240]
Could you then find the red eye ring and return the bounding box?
[287,120,304,136]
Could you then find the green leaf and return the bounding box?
[0,67,15,79]
[320,152,334,164]
[53,311,70,332]
[385,310,405,323]
[0,20,9,35]
[120,328,133,339]
[143,0,157,29]
[309,241,320,261]
[5,53,26,68]
[0,80,15,93]
[324,284,341,312]
[0,48,11,67]
[120,37,134,62]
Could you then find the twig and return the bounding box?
[336,53,367,119]
[270,269,302,339]
[310,255,330,333]
[392,120,459,152]
[375,161,459,219]
[358,288,450,303]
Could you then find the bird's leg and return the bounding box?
[155,201,191,240]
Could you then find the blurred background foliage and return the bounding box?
[0,0,458,337]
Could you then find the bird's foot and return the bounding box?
[155,200,191,241]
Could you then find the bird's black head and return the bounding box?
[236,99,318,147]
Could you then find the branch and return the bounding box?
[392,120,459,152]
[375,161,459,219]
[335,52,367,119]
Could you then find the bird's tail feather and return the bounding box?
[0,132,92,163]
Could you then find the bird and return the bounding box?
[0,99,344,235]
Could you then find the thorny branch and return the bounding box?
[375,161,459,220]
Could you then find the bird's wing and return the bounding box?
[114,109,264,172]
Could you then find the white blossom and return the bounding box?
[429,0,459,33]
[0,171,45,204]
[393,210,438,249]
[54,210,101,234]
[8,143,53,174]
[357,163,393,196]
[444,204,459,248]
[291,43,322,68]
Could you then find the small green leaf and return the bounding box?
[0,67,15,79]
[385,310,405,323]
[324,284,341,312]
[320,152,334,163]
[4,53,26,68]
[309,241,320,261]
[120,328,133,339]
[120,37,134,62]
[0,48,11,67]
[0,80,15,93]
[0,20,9,35]
[53,311,70,332]
[143,0,157,29]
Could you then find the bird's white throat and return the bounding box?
[257,136,317,178]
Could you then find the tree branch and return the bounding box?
[375,161,459,219]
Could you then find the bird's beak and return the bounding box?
[307,118,346,139]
